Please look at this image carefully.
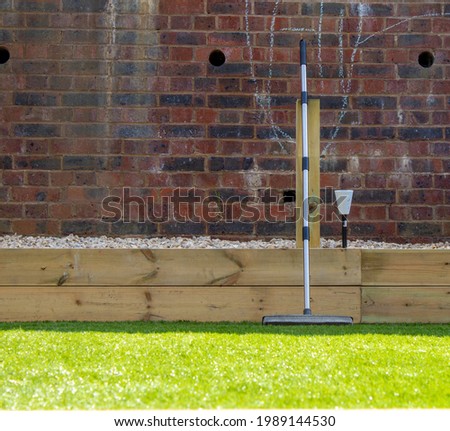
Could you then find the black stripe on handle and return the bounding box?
[302,157,309,171]
[303,226,310,241]
[300,39,307,66]
[301,91,308,104]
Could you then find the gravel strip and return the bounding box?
[0,235,448,249]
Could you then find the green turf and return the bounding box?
[0,322,448,410]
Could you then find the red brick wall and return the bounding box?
[0,0,448,242]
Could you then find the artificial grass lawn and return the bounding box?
[0,322,448,410]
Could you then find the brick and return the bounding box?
[302,3,346,16]
[353,65,394,78]
[353,190,395,204]
[20,157,61,170]
[219,111,240,124]
[12,186,60,202]
[209,125,253,139]
[0,218,11,233]
[160,0,205,15]
[210,157,253,171]
[349,4,393,16]
[17,29,58,42]
[14,93,56,106]
[208,63,251,76]
[208,95,252,109]
[160,32,206,46]
[116,31,158,45]
[410,206,433,221]
[161,157,204,172]
[217,15,241,31]
[62,0,107,12]
[62,93,107,107]
[160,94,193,107]
[435,175,450,189]
[351,127,395,140]
[114,125,159,139]
[350,34,394,49]
[66,124,108,138]
[320,96,348,110]
[255,63,298,78]
[110,221,157,236]
[161,125,205,138]
[62,220,109,236]
[14,124,59,137]
[207,0,245,14]
[2,171,24,186]
[25,203,48,218]
[194,16,215,30]
[399,190,443,205]
[0,186,10,202]
[398,222,442,237]
[112,94,157,106]
[15,60,58,75]
[411,160,439,173]
[63,156,107,171]
[353,96,397,110]
[256,127,295,141]
[351,222,396,238]
[398,34,442,48]
[0,188,9,203]
[340,174,362,189]
[257,158,295,172]
[412,175,433,188]
[0,156,12,169]
[208,32,247,47]
[256,221,295,237]
[398,128,443,141]
[0,29,13,41]
[195,78,217,92]
[0,1,12,11]
[161,221,206,236]
[160,63,204,76]
[320,159,347,173]
[209,221,254,236]
[320,127,350,140]
[398,65,443,79]
[269,96,297,108]
[17,0,59,12]
[0,204,22,218]
[74,172,96,186]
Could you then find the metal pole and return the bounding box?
[342,214,348,248]
[300,39,311,315]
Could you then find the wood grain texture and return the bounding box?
[0,249,361,287]
[1,249,449,323]
[362,250,450,286]
[362,287,450,323]
[0,286,361,323]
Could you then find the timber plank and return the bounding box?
[0,249,361,287]
[296,99,321,248]
[362,250,450,286]
[362,287,450,323]
[0,286,361,323]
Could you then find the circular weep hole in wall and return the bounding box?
[418,51,434,68]
[0,47,10,64]
[209,49,226,67]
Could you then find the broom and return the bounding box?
[262,40,352,325]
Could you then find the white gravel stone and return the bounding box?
[0,234,448,249]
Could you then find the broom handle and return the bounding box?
[300,39,311,315]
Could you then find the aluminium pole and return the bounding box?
[300,39,311,315]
